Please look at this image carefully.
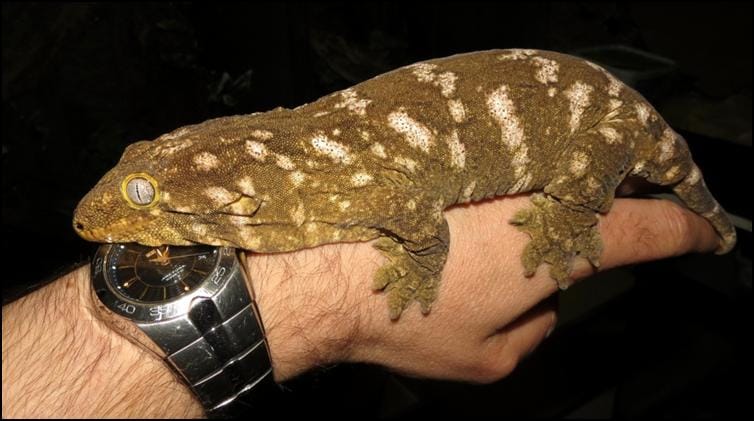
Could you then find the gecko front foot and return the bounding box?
[510,193,602,288]
[372,234,447,320]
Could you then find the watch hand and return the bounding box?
[162,252,213,260]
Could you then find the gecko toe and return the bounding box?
[512,193,603,288]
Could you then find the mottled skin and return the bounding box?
[74,49,737,319]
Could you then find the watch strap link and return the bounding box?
[161,275,279,416]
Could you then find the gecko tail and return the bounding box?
[636,127,737,254]
[671,163,737,254]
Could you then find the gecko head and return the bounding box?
[73,133,266,248]
[73,140,197,246]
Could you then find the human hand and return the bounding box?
[247,195,722,383]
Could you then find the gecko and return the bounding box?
[73,49,737,320]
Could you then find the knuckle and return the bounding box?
[469,352,519,384]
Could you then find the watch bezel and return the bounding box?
[91,244,238,323]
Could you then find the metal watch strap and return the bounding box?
[136,253,280,417]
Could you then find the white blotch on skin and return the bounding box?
[605,73,623,97]
[432,199,445,221]
[359,130,371,141]
[351,172,373,187]
[191,223,208,237]
[158,127,189,141]
[193,152,219,171]
[658,129,677,162]
[585,61,622,96]
[387,110,435,153]
[497,49,536,60]
[410,63,458,98]
[702,202,721,219]
[229,200,252,215]
[563,81,594,134]
[547,87,557,97]
[154,139,193,157]
[370,142,387,159]
[634,103,651,126]
[665,165,681,180]
[446,130,466,169]
[290,171,306,186]
[609,99,623,110]
[531,56,559,84]
[204,187,236,207]
[686,165,702,185]
[237,176,256,197]
[585,61,606,72]
[290,202,306,226]
[507,172,533,194]
[394,156,418,173]
[311,134,353,164]
[251,130,274,140]
[461,180,476,202]
[586,176,601,194]
[332,128,341,136]
[245,140,268,161]
[447,99,466,123]
[274,154,296,170]
[437,71,458,97]
[487,85,525,149]
[631,160,647,176]
[410,62,438,82]
[334,89,371,116]
[313,111,330,117]
[339,201,351,211]
[511,143,530,178]
[569,151,590,177]
[598,126,623,144]
[406,199,416,210]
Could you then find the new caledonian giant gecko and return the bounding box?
[73,49,737,319]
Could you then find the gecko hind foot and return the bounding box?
[372,237,444,320]
[510,193,602,289]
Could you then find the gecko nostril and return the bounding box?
[75,221,85,231]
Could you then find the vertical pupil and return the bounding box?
[127,177,154,205]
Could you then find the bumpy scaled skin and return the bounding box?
[74,49,737,319]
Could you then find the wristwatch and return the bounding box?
[89,243,280,417]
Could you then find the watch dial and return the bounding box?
[106,244,220,303]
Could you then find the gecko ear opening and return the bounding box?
[121,172,160,209]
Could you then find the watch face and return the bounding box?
[105,244,220,303]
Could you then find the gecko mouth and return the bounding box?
[73,217,152,244]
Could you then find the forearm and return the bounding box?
[2,265,203,418]
[1,246,376,418]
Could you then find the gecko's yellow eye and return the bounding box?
[121,173,160,209]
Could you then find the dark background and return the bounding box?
[2,2,751,418]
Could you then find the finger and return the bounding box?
[572,198,722,278]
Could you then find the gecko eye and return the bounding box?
[121,173,159,208]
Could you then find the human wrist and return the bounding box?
[243,242,386,382]
[2,264,203,418]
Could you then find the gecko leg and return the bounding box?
[372,215,450,319]
[512,122,635,288]
[510,193,602,288]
